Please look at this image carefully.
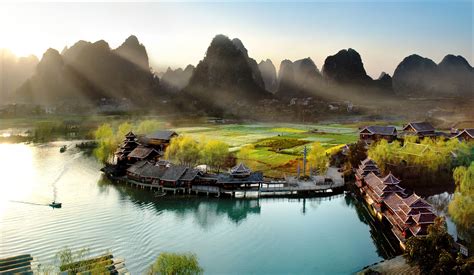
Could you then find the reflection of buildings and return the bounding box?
[355,157,437,250]
[101,176,262,227]
[345,193,401,259]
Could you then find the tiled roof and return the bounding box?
[216,172,264,184]
[381,172,401,185]
[230,163,251,175]
[161,165,187,182]
[361,157,377,166]
[181,168,200,181]
[146,130,178,141]
[383,193,404,212]
[127,146,159,159]
[413,212,437,224]
[126,161,149,174]
[360,126,397,136]
[454,129,474,139]
[403,122,435,133]
[139,163,167,179]
[125,131,136,138]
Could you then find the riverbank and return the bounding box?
[358,255,419,274]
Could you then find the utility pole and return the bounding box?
[303,146,307,177]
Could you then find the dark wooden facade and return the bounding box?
[359,126,397,144]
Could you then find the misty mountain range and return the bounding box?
[1,34,472,108]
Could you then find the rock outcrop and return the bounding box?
[0,49,38,102]
[322,48,372,84]
[436,55,473,96]
[276,57,323,98]
[392,54,472,97]
[374,72,393,91]
[161,65,195,91]
[258,59,277,93]
[16,36,159,104]
[232,38,265,89]
[115,35,150,71]
[184,34,271,107]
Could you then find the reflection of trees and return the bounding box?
[345,193,401,259]
[99,178,261,229]
[427,192,473,251]
[426,192,452,216]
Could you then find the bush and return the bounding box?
[147,252,203,275]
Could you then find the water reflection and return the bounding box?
[344,193,401,259]
[99,175,261,227]
[98,176,400,259]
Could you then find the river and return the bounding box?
[0,142,416,274]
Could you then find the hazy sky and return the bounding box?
[0,1,472,78]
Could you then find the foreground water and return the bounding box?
[0,142,398,274]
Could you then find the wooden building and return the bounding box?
[354,157,437,249]
[359,126,397,144]
[402,122,436,138]
[384,193,437,244]
[139,130,178,152]
[362,172,406,216]
[126,161,201,188]
[355,157,381,187]
[191,163,264,191]
[115,131,140,164]
[160,165,189,187]
[452,128,474,142]
[126,161,166,184]
[127,146,161,163]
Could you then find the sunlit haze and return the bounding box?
[0,1,472,77]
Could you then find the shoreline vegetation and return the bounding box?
[32,247,203,275]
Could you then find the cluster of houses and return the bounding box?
[105,130,264,193]
[359,121,474,144]
[355,157,437,249]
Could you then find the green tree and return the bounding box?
[93,123,116,164]
[200,140,229,172]
[348,140,367,168]
[117,122,134,141]
[404,217,473,274]
[136,120,161,135]
[165,136,201,166]
[307,142,329,174]
[448,162,474,250]
[146,252,203,275]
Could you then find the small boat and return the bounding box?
[49,201,62,208]
[60,145,67,153]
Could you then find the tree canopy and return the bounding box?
[448,161,474,251]
[367,138,472,186]
[165,135,231,169]
[307,142,330,174]
[404,217,473,274]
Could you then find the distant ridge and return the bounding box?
[16,35,159,105]
[393,54,473,97]
[5,33,472,109]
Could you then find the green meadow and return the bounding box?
[173,123,359,177]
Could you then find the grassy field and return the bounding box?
[173,122,359,177]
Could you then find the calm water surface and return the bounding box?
[1,142,395,274]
